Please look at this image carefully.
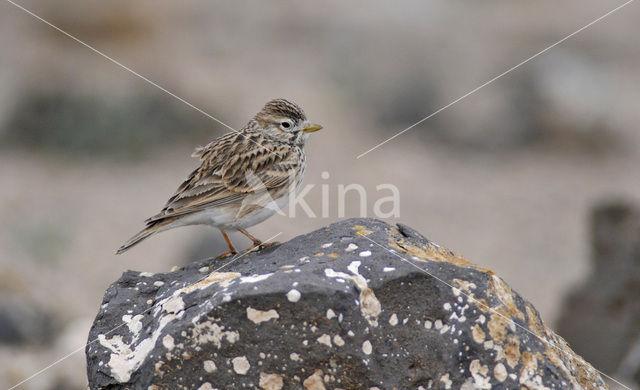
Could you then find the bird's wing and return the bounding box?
[146,132,300,223]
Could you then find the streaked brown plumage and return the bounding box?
[116,98,322,257]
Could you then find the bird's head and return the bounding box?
[251,98,322,145]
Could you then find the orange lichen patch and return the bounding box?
[469,360,490,388]
[571,354,609,390]
[314,252,324,257]
[542,333,606,390]
[521,352,541,370]
[489,275,525,321]
[452,278,476,293]
[487,312,510,344]
[352,225,372,236]
[504,335,521,368]
[519,351,540,386]
[327,253,339,258]
[472,298,491,312]
[543,347,580,388]
[475,266,495,275]
[526,304,549,340]
[389,238,475,268]
[530,320,603,389]
[471,324,486,344]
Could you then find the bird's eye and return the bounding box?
[280,121,291,129]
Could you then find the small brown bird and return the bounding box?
[116,98,322,257]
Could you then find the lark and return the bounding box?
[116,98,322,257]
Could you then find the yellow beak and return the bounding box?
[302,124,323,133]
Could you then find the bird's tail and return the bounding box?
[116,219,172,254]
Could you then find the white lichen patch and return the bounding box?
[469,359,491,389]
[98,312,179,383]
[162,334,174,351]
[362,340,372,355]
[240,273,273,284]
[232,356,250,375]
[317,334,332,347]
[139,272,154,277]
[359,250,372,257]
[389,313,398,326]
[259,372,284,390]
[345,243,358,252]
[326,309,336,319]
[192,321,239,348]
[440,373,452,389]
[382,267,395,272]
[424,320,432,329]
[122,314,143,334]
[203,360,217,373]
[472,324,486,344]
[360,288,381,327]
[246,307,279,324]
[324,264,382,327]
[322,242,333,248]
[494,362,507,382]
[286,289,301,302]
[303,370,326,390]
[347,261,361,275]
[333,335,345,346]
[290,352,300,361]
[197,383,214,390]
[161,296,185,314]
[175,272,241,297]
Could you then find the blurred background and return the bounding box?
[1,1,639,389]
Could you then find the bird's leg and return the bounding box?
[238,228,262,246]
[238,228,278,251]
[218,229,239,258]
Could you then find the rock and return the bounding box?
[0,91,213,158]
[429,51,621,154]
[556,202,640,386]
[0,295,57,346]
[87,218,607,389]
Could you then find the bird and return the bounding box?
[116,98,322,257]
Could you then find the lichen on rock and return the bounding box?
[86,218,608,389]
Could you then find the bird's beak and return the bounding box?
[302,124,323,133]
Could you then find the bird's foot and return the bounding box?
[247,241,280,253]
[217,249,239,259]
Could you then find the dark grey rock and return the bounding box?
[557,201,640,386]
[87,218,607,389]
[0,91,214,159]
[0,295,57,346]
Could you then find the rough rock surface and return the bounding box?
[87,218,607,389]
